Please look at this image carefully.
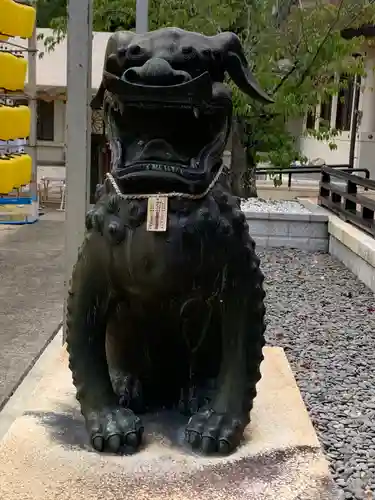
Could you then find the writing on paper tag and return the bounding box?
[146,195,168,232]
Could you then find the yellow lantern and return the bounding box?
[15,105,31,138]
[0,53,28,91]
[0,105,30,140]
[0,0,36,39]
[17,153,32,186]
[10,154,21,188]
[0,106,13,140]
[0,155,16,194]
[1,154,31,190]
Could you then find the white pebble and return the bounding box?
[240,198,311,214]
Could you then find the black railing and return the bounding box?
[256,164,370,189]
[319,165,375,237]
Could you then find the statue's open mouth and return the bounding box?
[104,67,213,106]
[91,29,273,196]
[100,68,233,195]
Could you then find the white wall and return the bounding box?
[356,51,375,177]
[287,114,351,165]
[358,51,375,132]
[28,143,65,163]
[32,100,66,167]
[299,134,351,165]
[298,49,375,172]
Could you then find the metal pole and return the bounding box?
[136,0,149,33]
[63,0,93,342]
[28,25,38,222]
[349,74,361,169]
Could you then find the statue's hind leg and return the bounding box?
[185,225,266,455]
[66,232,144,453]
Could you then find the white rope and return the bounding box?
[105,163,225,200]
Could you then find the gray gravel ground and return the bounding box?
[260,248,375,500]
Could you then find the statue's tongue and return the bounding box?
[130,138,189,164]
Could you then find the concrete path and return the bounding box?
[0,336,337,500]
[0,212,64,409]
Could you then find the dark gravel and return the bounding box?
[259,248,375,500]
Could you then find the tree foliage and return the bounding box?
[230,0,373,163]
[37,0,375,193]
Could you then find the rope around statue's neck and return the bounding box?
[105,163,225,200]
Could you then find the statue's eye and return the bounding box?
[181,46,193,55]
[180,46,199,65]
[127,45,144,58]
[212,49,222,61]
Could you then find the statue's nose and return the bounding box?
[123,57,191,86]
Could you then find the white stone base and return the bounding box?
[0,346,336,500]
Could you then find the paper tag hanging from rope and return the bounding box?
[146,195,168,232]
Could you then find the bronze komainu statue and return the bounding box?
[66,27,271,456]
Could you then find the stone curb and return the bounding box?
[0,328,63,442]
[245,205,328,251]
[244,210,327,222]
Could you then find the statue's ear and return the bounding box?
[213,32,274,104]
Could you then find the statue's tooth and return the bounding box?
[193,107,199,119]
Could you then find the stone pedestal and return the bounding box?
[0,346,337,500]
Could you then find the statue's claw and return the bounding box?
[114,375,145,414]
[185,408,247,455]
[86,407,144,453]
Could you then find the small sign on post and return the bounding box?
[146,195,168,232]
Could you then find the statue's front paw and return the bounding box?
[85,407,143,453]
[185,409,248,455]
